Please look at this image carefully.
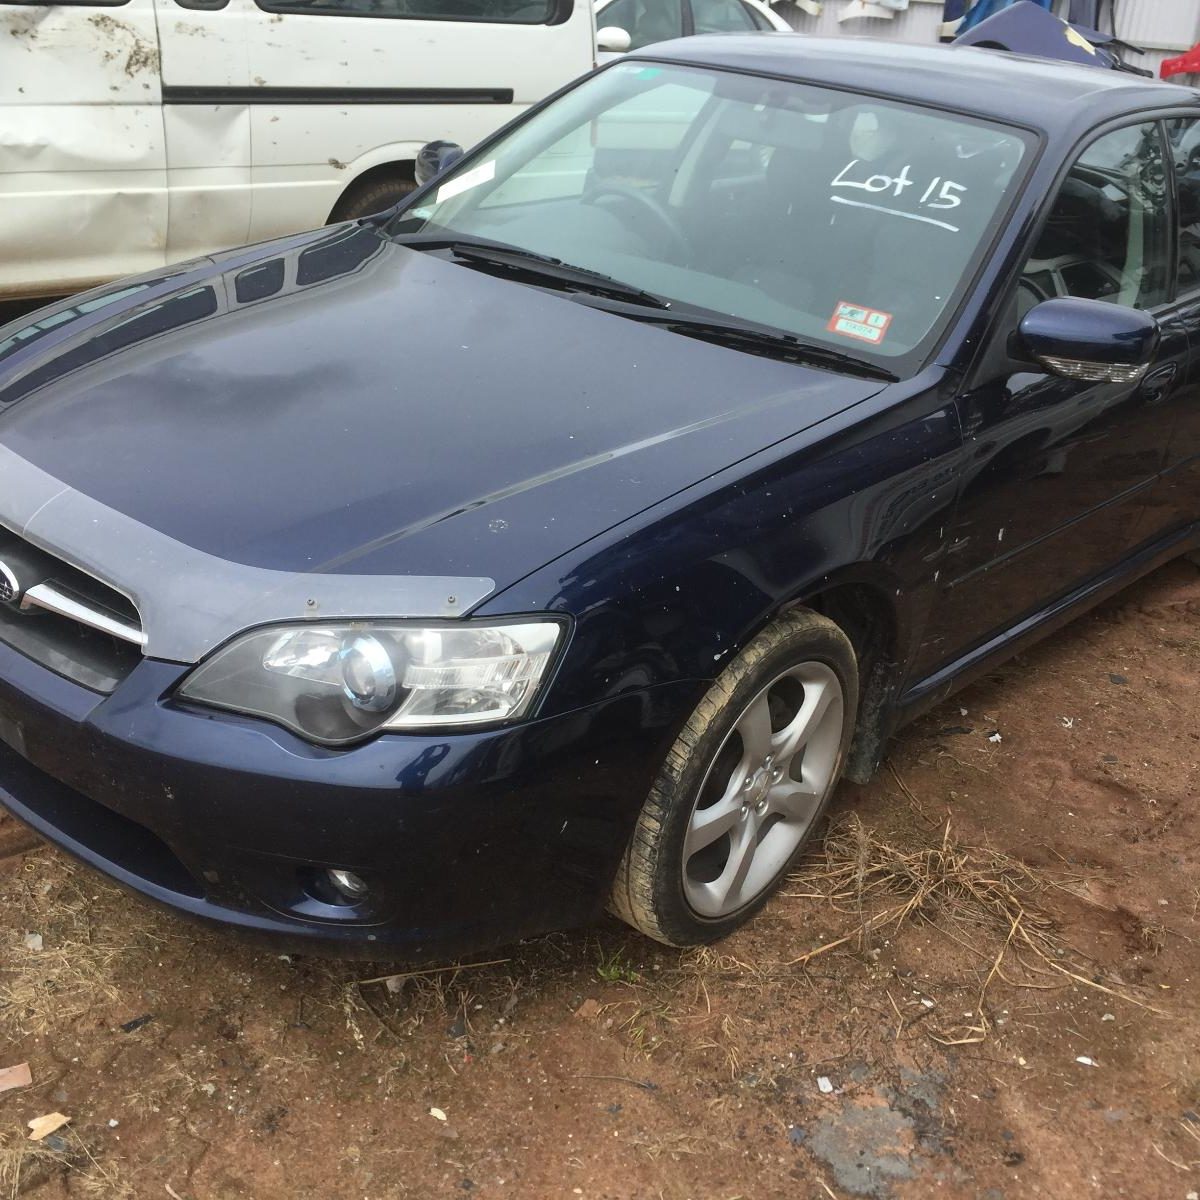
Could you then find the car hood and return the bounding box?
[0,225,884,638]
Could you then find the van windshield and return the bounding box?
[390,61,1032,362]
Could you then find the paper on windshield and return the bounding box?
[437,160,496,205]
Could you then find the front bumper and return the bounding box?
[0,640,700,958]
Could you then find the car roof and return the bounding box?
[627,35,1200,133]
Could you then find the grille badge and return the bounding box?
[0,560,19,605]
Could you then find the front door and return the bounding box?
[926,120,1187,665]
[1153,114,1200,540]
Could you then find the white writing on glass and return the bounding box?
[831,159,966,211]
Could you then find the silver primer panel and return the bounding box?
[0,445,494,664]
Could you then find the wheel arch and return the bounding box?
[660,563,910,786]
[325,155,420,224]
[789,574,904,785]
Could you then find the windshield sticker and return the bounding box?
[436,160,496,205]
[830,159,966,233]
[827,301,892,345]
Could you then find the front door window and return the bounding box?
[1164,117,1200,296]
[1020,121,1169,312]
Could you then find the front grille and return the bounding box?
[0,530,144,693]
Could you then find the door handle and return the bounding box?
[1138,361,1178,405]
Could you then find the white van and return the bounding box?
[0,0,594,299]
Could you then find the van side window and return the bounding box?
[1021,122,1169,311]
[255,0,556,22]
[1165,117,1200,297]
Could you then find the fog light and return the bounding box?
[327,868,369,901]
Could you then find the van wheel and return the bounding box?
[610,609,857,947]
[329,176,416,223]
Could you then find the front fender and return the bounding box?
[481,369,965,722]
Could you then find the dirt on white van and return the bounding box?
[0,0,594,299]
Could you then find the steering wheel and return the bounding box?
[584,181,690,261]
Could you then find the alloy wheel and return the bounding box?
[682,661,844,918]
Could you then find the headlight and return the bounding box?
[176,620,564,745]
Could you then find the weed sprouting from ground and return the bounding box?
[596,946,641,985]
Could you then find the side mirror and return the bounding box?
[1018,297,1159,384]
[596,24,632,52]
[415,140,465,188]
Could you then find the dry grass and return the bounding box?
[0,855,169,1038]
[121,1047,217,1118]
[0,1132,71,1198]
[690,1012,749,1080]
[781,815,1165,1042]
[339,940,578,1061]
[0,1128,132,1200]
[629,1130,723,1160]
[63,1129,135,1200]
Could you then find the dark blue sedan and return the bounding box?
[1,37,1198,957]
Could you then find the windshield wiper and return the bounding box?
[665,318,898,380]
[394,233,894,379]
[576,299,898,381]
[392,234,672,310]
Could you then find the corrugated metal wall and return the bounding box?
[772,0,1200,75]
[776,0,946,44]
[1114,0,1199,52]
[1113,0,1200,76]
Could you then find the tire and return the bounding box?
[329,176,416,223]
[611,608,858,947]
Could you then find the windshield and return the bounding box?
[390,62,1031,362]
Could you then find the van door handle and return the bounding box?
[1138,361,1178,405]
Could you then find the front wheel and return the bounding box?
[329,176,416,223]
[610,609,858,947]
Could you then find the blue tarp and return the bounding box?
[958,0,1051,34]
[953,0,1121,69]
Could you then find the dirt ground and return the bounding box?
[0,560,1197,1200]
